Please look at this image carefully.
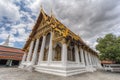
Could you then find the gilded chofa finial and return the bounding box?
[40,5,47,20]
[40,5,43,10]
[50,8,54,17]
[78,34,80,37]
[40,4,44,12]
[40,4,43,13]
[50,9,57,22]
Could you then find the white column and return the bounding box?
[80,48,85,65]
[26,41,34,62]
[47,32,53,64]
[75,45,80,65]
[96,57,99,67]
[91,54,94,66]
[95,57,98,66]
[31,39,39,64]
[37,36,46,65]
[62,42,67,66]
[93,56,97,66]
[6,60,10,66]
[19,53,27,68]
[97,58,101,68]
[84,51,89,66]
[21,53,27,63]
[88,52,92,65]
[96,57,101,67]
[93,55,95,66]
[9,60,13,66]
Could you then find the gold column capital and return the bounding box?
[32,38,35,41]
[61,38,67,44]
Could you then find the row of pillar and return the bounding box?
[21,32,53,66]
[20,32,100,69]
[73,45,100,68]
[84,50,100,68]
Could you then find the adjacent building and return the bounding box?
[0,35,24,66]
[19,7,101,76]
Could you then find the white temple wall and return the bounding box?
[19,31,101,76]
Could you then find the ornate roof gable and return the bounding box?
[23,7,49,50]
[23,7,98,56]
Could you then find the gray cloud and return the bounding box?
[40,0,120,49]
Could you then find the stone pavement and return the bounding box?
[0,67,119,80]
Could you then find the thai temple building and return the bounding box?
[19,7,101,76]
[0,35,24,66]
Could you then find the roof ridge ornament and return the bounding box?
[50,8,54,17]
[40,4,47,20]
[50,9,57,23]
[40,4,45,13]
[40,4,43,11]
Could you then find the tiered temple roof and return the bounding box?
[23,7,98,56]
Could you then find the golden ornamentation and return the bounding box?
[23,8,98,56]
[53,25,69,38]
[63,29,68,37]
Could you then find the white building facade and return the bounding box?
[19,8,101,76]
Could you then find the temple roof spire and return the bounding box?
[50,8,53,17]
[50,8,57,22]
[40,5,43,11]
[40,4,48,20]
[40,4,44,13]
[51,8,56,18]
[3,34,10,46]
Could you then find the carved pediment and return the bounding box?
[23,7,98,56]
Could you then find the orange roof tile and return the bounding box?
[0,45,24,60]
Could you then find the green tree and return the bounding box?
[96,33,120,63]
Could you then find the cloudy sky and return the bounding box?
[0,0,120,50]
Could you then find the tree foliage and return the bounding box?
[96,33,120,63]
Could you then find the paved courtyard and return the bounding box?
[0,67,119,80]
